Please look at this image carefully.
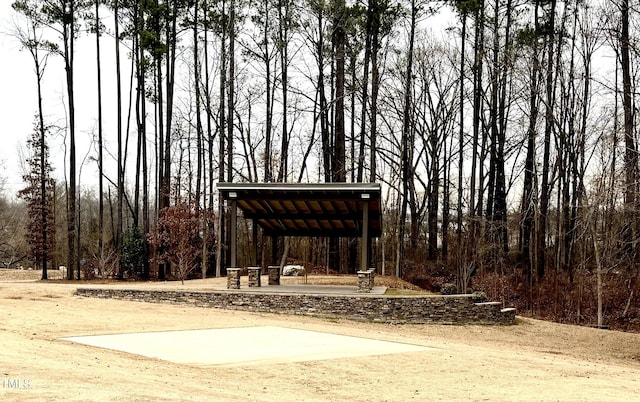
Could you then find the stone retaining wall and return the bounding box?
[76,288,516,325]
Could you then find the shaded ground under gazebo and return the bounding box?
[216,182,382,272]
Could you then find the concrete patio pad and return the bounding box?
[63,326,433,367]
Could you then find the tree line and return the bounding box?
[6,0,640,329]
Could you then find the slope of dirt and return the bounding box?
[1,269,639,401]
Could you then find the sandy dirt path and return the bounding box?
[1,274,639,401]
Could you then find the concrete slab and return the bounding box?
[63,326,432,367]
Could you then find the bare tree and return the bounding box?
[150,204,204,284]
[10,5,55,278]
[619,0,638,259]
[12,0,87,280]
[396,0,419,278]
[332,0,346,183]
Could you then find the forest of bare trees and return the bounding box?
[4,0,640,331]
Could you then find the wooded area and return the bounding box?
[3,0,640,331]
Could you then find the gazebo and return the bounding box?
[216,182,382,272]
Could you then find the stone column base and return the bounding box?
[227,268,241,289]
[357,268,375,292]
[248,267,261,287]
[267,265,280,285]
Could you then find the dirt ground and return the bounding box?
[1,270,640,401]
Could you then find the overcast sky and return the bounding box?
[0,1,122,197]
[1,2,38,194]
[0,2,464,199]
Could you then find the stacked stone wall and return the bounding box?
[76,288,516,325]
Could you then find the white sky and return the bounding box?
[0,1,123,197]
[1,2,38,194]
[3,1,611,206]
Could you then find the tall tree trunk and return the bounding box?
[141,42,149,278]
[357,0,374,183]
[350,51,357,183]
[204,0,213,208]
[216,0,228,277]
[65,0,77,280]
[317,6,331,182]
[456,8,467,292]
[154,0,166,279]
[95,0,104,273]
[156,0,178,278]
[576,1,589,269]
[331,0,347,273]
[485,0,499,231]
[32,24,49,279]
[134,21,143,227]
[263,0,273,182]
[428,127,439,260]
[560,15,574,280]
[225,0,236,269]
[469,0,484,251]
[203,0,213,277]
[196,0,208,278]
[621,0,637,259]
[588,206,604,328]
[396,0,417,278]
[485,2,506,245]
[277,0,290,182]
[538,0,557,281]
[370,13,380,184]
[114,0,124,277]
[162,0,177,211]
[194,1,203,205]
[227,0,235,184]
[495,0,512,253]
[521,1,541,287]
[442,131,451,263]
[333,0,346,183]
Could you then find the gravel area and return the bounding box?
[1,269,639,401]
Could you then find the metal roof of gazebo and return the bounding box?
[217,182,382,271]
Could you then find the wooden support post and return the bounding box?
[252,220,258,266]
[230,199,237,269]
[361,197,370,272]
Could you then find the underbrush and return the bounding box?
[397,260,640,332]
[472,271,640,332]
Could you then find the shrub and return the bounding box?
[441,283,457,295]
